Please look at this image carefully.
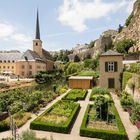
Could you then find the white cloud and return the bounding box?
[0,21,32,50]
[58,0,135,32]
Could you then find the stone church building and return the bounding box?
[0,11,54,77]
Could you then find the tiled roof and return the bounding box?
[0,52,23,62]
[101,50,123,56]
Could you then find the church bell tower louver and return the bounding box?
[33,9,43,57]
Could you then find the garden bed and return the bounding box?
[62,89,87,101]
[80,104,128,140]
[30,100,80,133]
[89,87,112,101]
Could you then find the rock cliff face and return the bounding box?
[114,0,140,52]
[67,1,140,60]
[68,29,117,60]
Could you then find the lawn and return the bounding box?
[62,89,87,101]
[30,100,80,133]
[78,71,99,77]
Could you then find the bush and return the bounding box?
[65,62,83,75]
[131,102,140,123]
[122,72,133,89]
[30,101,80,133]
[21,129,36,140]
[125,14,133,27]
[120,94,134,109]
[135,132,140,140]
[80,104,128,140]
[116,39,136,54]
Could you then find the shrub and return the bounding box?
[21,129,36,140]
[120,94,134,109]
[131,102,140,123]
[116,39,136,54]
[122,72,132,89]
[135,132,140,140]
[125,14,133,27]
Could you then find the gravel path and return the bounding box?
[111,92,139,140]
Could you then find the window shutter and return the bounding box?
[105,62,108,72]
[114,62,118,72]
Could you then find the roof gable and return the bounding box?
[101,50,123,56]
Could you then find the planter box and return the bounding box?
[135,121,140,129]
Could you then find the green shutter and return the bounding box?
[105,62,108,72]
[114,62,118,72]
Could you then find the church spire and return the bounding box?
[35,9,40,39]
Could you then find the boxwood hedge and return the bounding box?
[80,104,128,140]
[30,100,80,133]
[62,89,87,101]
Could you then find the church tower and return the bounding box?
[33,10,43,57]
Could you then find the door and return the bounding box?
[108,78,115,88]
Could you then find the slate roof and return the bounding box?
[101,50,123,56]
[0,52,23,62]
[42,49,53,61]
[19,49,43,61]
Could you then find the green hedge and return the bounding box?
[80,104,128,140]
[30,101,80,133]
[62,89,87,101]
[122,72,132,89]
[0,120,10,132]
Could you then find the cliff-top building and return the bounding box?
[0,11,54,77]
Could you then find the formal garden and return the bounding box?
[30,100,80,133]
[80,87,128,140]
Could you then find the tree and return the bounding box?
[118,24,123,33]
[74,55,80,62]
[65,62,83,75]
[89,41,95,48]
[116,39,136,54]
[94,96,108,120]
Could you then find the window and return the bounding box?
[12,66,14,69]
[3,66,5,69]
[29,65,32,69]
[4,60,6,63]
[22,72,24,76]
[29,71,32,75]
[8,60,10,63]
[0,60,2,63]
[7,66,10,69]
[36,42,38,46]
[105,61,117,72]
[108,62,114,72]
[0,66,1,69]
[12,60,15,63]
[22,65,25,69]
[37,65,41,69]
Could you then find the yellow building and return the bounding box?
[99,50,123,89]
[0,11,54,77]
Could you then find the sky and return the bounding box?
[0,0,136,52]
